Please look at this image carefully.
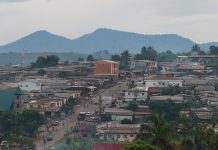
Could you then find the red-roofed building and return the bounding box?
[93,143,129,150]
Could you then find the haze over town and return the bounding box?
[0,0,218,45]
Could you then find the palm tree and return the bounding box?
[120,50,131,70]
[137,113,175,150]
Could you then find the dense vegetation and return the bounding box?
[0,110,46,137]
[31,55,59,68]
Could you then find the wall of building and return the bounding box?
[124,91,148,101]
[144,80,183,90]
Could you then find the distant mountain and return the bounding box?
[0,28,216,53]
[0,30,73,52]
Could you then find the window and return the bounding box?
[128,92,130,95]
[17,104,19,108]
[16,95,20,99]
[142,93,144,95]
[153,83,156,85]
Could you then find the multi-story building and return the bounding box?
[123,87,148,102]
[94,60,119,77]
[130,60,157,74]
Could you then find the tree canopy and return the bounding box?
[37,69,46,76]
[120,50,131,70]
[135,47,158,61]
[111,54,121,61]
[125,141,160,150]
[0,110,46,137]
[209,45,218,55]
[158,50,177,62]
[86,54,95,61]
[31,55,59,68]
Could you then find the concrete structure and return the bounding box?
[124,87,148,102]
[143,76,183,90]
[96,122,140,142]
[0,72,21,82]
[104,108,133,121]
[94,60,119,76]
[28,98,65,114]
[130,60,157,74]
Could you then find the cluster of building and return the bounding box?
[0,54,218,149]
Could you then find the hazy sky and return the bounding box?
[0,0,218,45]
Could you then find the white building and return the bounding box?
[124,87,148,102]
[142,76,183,90]
[17,79,42,92]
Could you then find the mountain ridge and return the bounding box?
[0,28,217,54]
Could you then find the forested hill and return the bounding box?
[0,28,217,53]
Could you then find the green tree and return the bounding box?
[135,47,158,61]
[19,110,46,137]
[46,55,59,67]
[161,84,182,96]
[125,141,160,150]
[37,69,46,76]
[181,139,194,150]
[121,119,133,124]
[58,71,70,79]
[7,134,35,150]
[64,60,70,65]
[0,111,18,135]
[111,54,121,61]
[78,57,85,61]
[209,45,218,55]
[86,54,95,61]
[149,101,182,122]
[31,55,59,68]
[35,56,46,68]
[194,124,218,150]
[127,101,138,111]
[191,44,201,53]
[158,50,177,62]
[137,113,175,150]
[120,50,131,70]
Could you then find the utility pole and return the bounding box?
[99,95,102,116]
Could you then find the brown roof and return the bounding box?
[93,143,129,150]
[147,76,182,80]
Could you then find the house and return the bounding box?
[28,98,64,115]
[0,87,29,113]
[96,122,140,142]
[123,87,148,102]
[190,107,213,122]
[104,108,133,121]
[142,76,183,90]
[93,143,129,150]
[130,60,157,74]
[17,79,42,92]
[0,72,21,82]
[94,60,119,77]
